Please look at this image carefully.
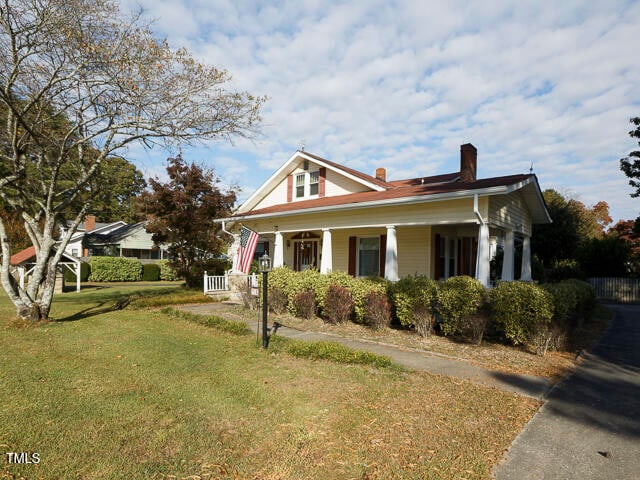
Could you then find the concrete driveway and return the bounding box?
[494,304,640,479]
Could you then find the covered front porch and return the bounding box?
[254,222,532,286]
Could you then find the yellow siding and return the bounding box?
[398,226,431,277]
[254,180,288,210]
[489,192,532,236]
[270,226,432,276]
[245,198,477,234]
[324,168,371,196]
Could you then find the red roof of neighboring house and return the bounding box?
[234,173,533,218]
[10,246,36,265]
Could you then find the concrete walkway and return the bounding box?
[494,304,640,480]
[179,303,552,399]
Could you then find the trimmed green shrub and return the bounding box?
[351,278,388,324]
[543,281,578,329]
[268,287,288,314]
[63,261,90,283]
[316,271,354,312]
[323,284,354,324]
[362,290,391,330]
[292,289,317,319]
[88,257,142,282]
[142,263,160,281]
[437,276,486,339]
[158,260,178,281]
[564,279,596,317]
[490,281,554,354]
[544,279,596,329]
[391,275,438,336]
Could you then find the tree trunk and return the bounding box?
[16,302,44,322]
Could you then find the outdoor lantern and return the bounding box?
[259,252,272,273]
[259,252,271,348]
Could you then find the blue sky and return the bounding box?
[120,0,640,222]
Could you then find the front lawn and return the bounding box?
[194,301,612,381]
[1,285,539,479]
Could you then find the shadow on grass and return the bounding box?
[56,296,131,322]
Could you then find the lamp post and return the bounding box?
[259,252,272,348]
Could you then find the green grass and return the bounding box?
[270,336,398,369]
[161,307,253,336]
[0,284,539,479]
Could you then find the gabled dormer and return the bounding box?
[236,150,389,214]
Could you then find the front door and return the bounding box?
[294,240,318,271]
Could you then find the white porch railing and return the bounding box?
[203,272,229,294]
[203,272,259,294]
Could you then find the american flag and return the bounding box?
[237,226,259,274]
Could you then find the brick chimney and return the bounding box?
[375,167,387,182]
[85,215,96,232]
[460,143,477,183]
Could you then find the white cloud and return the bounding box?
[116,0,640,221]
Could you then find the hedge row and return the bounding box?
[263,268,596,355]
[266,268,391,328]
[69,257,180,282]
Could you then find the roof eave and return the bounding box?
[218,185,511,223]
[236,150,386,214]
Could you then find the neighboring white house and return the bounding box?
[61,215,167,260]
[217,144,551,286]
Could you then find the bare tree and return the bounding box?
[0,0,264,320]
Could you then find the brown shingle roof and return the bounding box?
[386,172,460,187]
[234,173,532,218]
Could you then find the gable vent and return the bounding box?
[303,159,309,171]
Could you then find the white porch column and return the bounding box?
[501,230,515,281]
[385,226,399,281]
[521,235,532,281]
[19,266,25,290]
[273,231,284,268]
[475,223,490,287]
[76,262,81,292]
[320,228,333,274]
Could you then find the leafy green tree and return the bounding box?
[90,157,147,223]
[607,219,640,276]
[576,236,630,277]
[0,0,264,320]
[620,116,640,197]
[532,190,611,267]
[137,155,236,287]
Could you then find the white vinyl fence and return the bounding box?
[589,277,640,303]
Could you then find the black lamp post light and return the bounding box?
[259,252,272,348]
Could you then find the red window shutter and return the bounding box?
[379,234,387,278]
[348,236,356,276]
[434,234,441,279]
[293,241,299,271]
[287,175,293,202]
[318,167,326,197]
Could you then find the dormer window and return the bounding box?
[309,171,319,195]
[295,173,305,198]
[295,170,320,199]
